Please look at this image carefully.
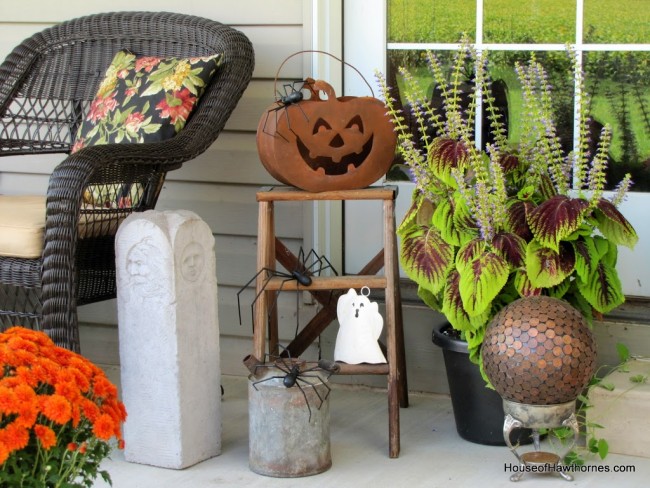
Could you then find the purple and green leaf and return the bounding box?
[506,200,534,240]
[578,260,624,314]
[456,238,486,273]
[442,269,489,333]
[428,136,470,185]
[432,197,461,246]
[572,237,598,284]
[513,269,543,297]
[492,232,527,267]
[400,224,454,295]
[526,239,576,288]
[594,198,638,249]
[527,195,590,251]
[458,250,509,316]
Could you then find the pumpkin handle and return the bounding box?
[311,79,337,100]
[273,50,375,98]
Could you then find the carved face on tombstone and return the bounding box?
[180,242,205,282]
[126,238,165,297]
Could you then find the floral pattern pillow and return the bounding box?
[73,50,222,208]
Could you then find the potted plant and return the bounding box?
[0,327,126,487]
[376,43,638,443]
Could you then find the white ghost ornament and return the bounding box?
[334,287,387,364]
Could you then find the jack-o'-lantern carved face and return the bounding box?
[296,114,373,175]
[257,80,397,192]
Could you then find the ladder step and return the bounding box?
[263,275,387,291]
[318,360,390,376]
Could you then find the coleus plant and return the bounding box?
[377,43,638,369]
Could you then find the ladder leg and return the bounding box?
[384,197,402,458]
[254,201,275,361]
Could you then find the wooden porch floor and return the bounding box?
[96,375,649,488]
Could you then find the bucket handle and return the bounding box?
[273,49,375,98]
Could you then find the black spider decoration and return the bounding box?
[236,247,338,336]
[251,347,332,422]
[262,79,315,140]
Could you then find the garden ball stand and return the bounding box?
[503,400,579,482]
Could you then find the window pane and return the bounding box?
[584,0,650,43]
[483,0,576,44]
[584,51,650,191]
[484,0,575,44]
[384,50,575,181]
[489,51,574,149]
[388,0,476,43]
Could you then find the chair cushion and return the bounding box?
[0,195,126,259]
[0,196,45,258]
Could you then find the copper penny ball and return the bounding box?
[482,296,597,405]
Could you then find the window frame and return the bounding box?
[343,0,650,298]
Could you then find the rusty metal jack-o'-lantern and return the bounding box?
[257,53,397,192]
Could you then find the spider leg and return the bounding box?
[296,375,331,408]
[317,253,339,276]
[306,250,339,277]
[240,268,292,330]
[294,285,301,339]
[253,358,289,375]
[252,375,287,391]
[274,345,296,373]
[301,249,321,275]
[262,102,288,137]
[293,381,313,422]
[265,275,300,341]
[237,267,272,326]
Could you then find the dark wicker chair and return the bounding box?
[0,12,255,351]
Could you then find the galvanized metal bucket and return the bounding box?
[248,369,332,477]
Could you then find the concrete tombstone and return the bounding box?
[115,210,221,469]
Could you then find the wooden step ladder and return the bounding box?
[252,185,408,458]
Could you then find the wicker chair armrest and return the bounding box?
[40,142,179,339]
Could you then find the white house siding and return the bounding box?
[0,0,316,378]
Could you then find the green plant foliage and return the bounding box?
[376,40,638,372]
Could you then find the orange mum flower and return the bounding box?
[0,327,126,482]
[0,422,30,451]
[9,348,36,368]
[70,403,81,428]
[55,378,81,403]
[81,398,100,423]
[6,336,38,354]
[92,414,116,440]
[34,424,57,450]
[15,365,39,387]
[41,394,72,425]
[92,376,117,399]
[14,403,38,429]
[35,357,60,383]
[0,376,21,389]
[68,357,93,378]
[0,386,18,414]
[67,367,91,393]
[2,327,52,347]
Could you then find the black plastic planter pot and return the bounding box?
[432,322,532,446]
